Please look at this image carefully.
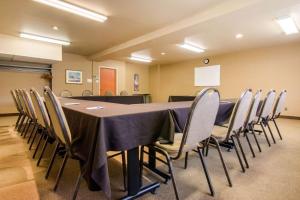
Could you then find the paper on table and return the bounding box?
[86,106,104,110]
[64,102,80,106]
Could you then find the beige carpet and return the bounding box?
[1,116,300,200]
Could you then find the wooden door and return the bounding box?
[99,68,116,95]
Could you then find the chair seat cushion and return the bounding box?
[155,133,184,155]
[212,125,229,141]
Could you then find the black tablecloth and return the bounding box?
[71,95,145,104]
[60,99,234,199]
[168,96,196,102]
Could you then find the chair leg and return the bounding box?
[273,119,283,140]
[235,134,249,168]
[260,123,271,147]
[72,171,83,200]
[33,131,44,159]
[53,153,69,191]
[20,118,30,135]
[15,114,22,129]
[37,136,49,166]
[266,122,276,144]
[27,123,37,144]
[197,147,215,196]
[17,115,26,132]
[29,128,39,150]
[211,137,232,187]
[121,151,127,191]
[22,119,31,137]
[245,132,255,158]
[250,125,262,152]
[184,152,188,169]
[45,142,60,179]
[231,136,245,173]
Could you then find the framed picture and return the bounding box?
[134,73,139,92]
[66,70,82,84]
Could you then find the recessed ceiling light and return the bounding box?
[236,34,243,39]
[33,0,107,23]
[276,16,299,35]
[52,26,59,30]
[20,32,70,46]
[178,42,205,53]
[130,55,152,63]
[161,52,166,55]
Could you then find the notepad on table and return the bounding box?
[86,106,104,110]
[64,102,80,106]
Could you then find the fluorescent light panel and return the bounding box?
[20,33,70,45]
[34,0,107,22]
[130,56,152,63]
[178,43,205,53]
[276,16,299,35]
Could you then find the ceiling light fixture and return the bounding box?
[161,52,166,55]
[52,26,59,30]
[130,55,152,63]
[178,42,205,53]
[276,16,299,35]
[20,33,70,46]
[235,33,243,39]
[33,0,107,22]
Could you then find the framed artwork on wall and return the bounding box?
[134,73,139,92]
[66,69,82,84]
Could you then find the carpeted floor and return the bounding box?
[1,116,300,200]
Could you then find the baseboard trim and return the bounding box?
[0,113,19,117]
[279,115,300,120]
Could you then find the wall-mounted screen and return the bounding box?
[194,65,220,86]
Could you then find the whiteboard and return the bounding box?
[194,65,220,86]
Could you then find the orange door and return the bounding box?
[100,68,116,95]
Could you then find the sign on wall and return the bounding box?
[134,73,139,91]
[194,65,220,86]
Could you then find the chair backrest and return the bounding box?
[30,88,51,129]
[226,89,252,139]
[245,90,262,125]
[180,88,220,153]
[272,90,287,118]
[16,89,28,115]
[60,89,72,97]
[259,90,276,119]
[10,90,22,112]
[120,90,128,96]
[20,89,36,120]
[82,90,93,96]
[44,86,72,147]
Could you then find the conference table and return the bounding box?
[60,98,235,199]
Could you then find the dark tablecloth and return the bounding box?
[168,95,196,102]
[60,99,234,199]
[71,95,145,104]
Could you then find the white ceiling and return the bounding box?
[0,0,300,64]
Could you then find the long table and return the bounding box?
[60,99,235,199]
[71,95,146,104]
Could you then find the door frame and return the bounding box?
[98,66,118,95]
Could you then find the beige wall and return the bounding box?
[0,70,49,114]
[52,53,93,96]
[52,53,150,97]
[125,63,149,94]
[150,42,300,117]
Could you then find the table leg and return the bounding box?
[120,147,160,200]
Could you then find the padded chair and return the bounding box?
[60,89,72,97]
[254,90,276,146]
[30,88,56,166]
[212,89,252,172]
[143,88,230,199]
[120,90,128,96]
[10,90,24,129]
[82,90,93,96]
[43,86,126,199]
[270,90,287,140]
[242,90,263,156]
[15,89,31,133]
